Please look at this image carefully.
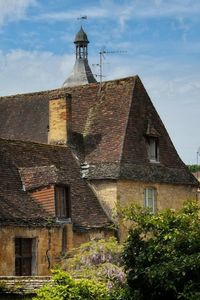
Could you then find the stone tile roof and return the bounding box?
[0,139,111,229]
[0,147,50,226]
[0,276,51,294]
[0,76,197,186]
[63,59,97,87]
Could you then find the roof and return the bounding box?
[62,58,97,87]
[192,172,200,181]
[0,76,197,186]
[74,26,89,44]
[0,138,111,228]
[0,146,50,227]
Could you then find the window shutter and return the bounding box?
[55,186,71,218]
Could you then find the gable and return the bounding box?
[120,77,197,185]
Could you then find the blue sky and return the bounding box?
[0,0,199,164]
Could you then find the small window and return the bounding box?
[55,185,71,219]
[147,137,159,162]
[144,187,156,213]
[15,238,34,276]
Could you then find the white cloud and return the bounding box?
[132,0,200,18]
[36,0,200,33]
[0,49,74,95]
[0,0,37,27]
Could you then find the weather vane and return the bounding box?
[77,15,87,25]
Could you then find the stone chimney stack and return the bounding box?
[48,94,71,145]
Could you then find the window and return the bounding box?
[55,185,71,219]
[147,137,159,162]
[15,238,35,276]
[144,187,156,213]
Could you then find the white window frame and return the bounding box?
[144,187,156,213]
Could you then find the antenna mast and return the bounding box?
[96,48,127,84]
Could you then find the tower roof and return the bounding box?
[63,26,96,87]
[62,59,97,87]
[74,26,89,44]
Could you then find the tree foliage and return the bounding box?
[123,201,200,300]
[33,270,110,300]
[187,164,200,173]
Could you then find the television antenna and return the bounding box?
[94,47,127,84]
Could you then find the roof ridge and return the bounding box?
[0,76,138,99]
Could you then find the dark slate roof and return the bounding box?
[0,138,111,228]
[0,76,197,186]
[74,26,89,44]
[62,58,97,87]
[86,163,197,186]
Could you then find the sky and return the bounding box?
[0,0,199,164]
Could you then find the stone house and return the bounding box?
[0,27,198,276]
[0,137,112,276]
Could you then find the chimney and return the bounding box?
[48,94,71,145]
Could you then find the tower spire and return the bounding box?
[62,27,97,87]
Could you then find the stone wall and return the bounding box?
[0,225,73,276]
[91,179,197,237]
[73,229,114,248]
[0,224,114,276]
[117,180,196,209]
[92,179,196,213]
[89,180,117,221]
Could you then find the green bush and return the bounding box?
[187,164,200,173]
[33,270,110,300]
[122,201,200,300]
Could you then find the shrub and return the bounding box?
[34,270,110,300]
[122,201,200,300]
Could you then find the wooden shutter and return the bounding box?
[55,186,71,218]
[15,238,32,276]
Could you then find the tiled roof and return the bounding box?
[0,139,111,228]
[0,76,197,186]
[0,147,50,226]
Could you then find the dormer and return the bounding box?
[30,184,71,221]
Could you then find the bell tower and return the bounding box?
[75,26,89,59]
[62,27,97,87]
